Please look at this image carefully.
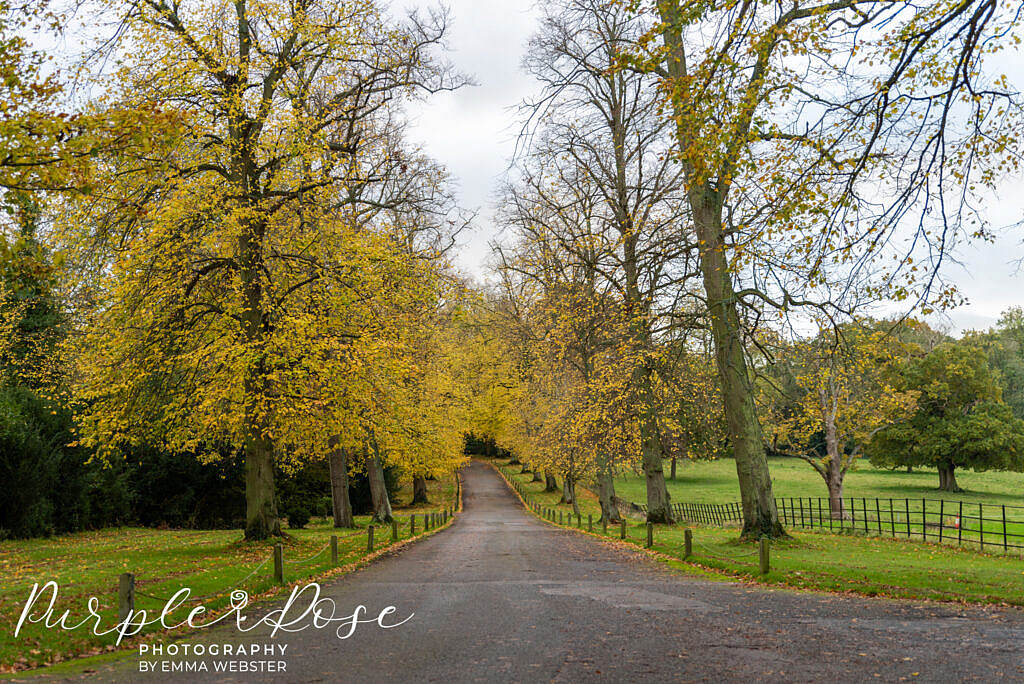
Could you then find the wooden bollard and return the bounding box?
[424,513,430,531]
[602,517,608,535]
[559,511,563,525]
[118,572,135,623]
[273,544,284,584]
[411,515,416,535]
[367,525,375,552]
[620,519,626,539]
[759,537,770,575]
[645,522,653,548]
[331,535,339,565]
[684,529,692,559]
[392,518,399,541]
[588,514,593,532]
[577,512,582,528]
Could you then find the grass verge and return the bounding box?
[492,460,1024,608]
[0,474,459,674]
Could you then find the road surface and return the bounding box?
[40,460,1024,682]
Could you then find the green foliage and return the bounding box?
[0,385,132,538]
[869,343,1024,482]
[967,307,1024,421]
[348,463,401,516]
[126,446,245,529]
[463,432,510,459]
[286,505,311,529]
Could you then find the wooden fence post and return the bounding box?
[273,544,284,584]
[588,514,593,532]
[392,518,399,542]
[367,525,375,552]
[684,529,692,559]
[602,517,608,535]
[118,572,135,623]
[759,537,770,575]
[645,522,653,548]
[620,519,626,540]
[411,515,416,536]
[331,535,339,565]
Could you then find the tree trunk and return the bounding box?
[241,352,279,539]
[238,214,279,540]
[938,462,961,492]
[641,427,673,523]
[823,413,848,520]
[636,364,673,523]
[328,439,354,528]
[544,471,558,492]
[366,444,393,523]
[559,473,580,517]
[561,475,576,505]
[532,469,543,483]
[598,467,622,523]
[670,457,677,480]
[825,462,848,521]
[659,1,782,539]
[698,226,783,538]
[243,423,279,539]
[412,475,429,504]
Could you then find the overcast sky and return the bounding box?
[401,0,1023,334]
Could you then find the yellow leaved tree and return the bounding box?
[58,0,463,538]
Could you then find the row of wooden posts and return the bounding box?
[117,507,455,622]
[505,469,772,576]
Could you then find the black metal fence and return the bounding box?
[663,497,1024,554]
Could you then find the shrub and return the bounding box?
[287,505,311,529]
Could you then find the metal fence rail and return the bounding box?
[661,496,1024,554]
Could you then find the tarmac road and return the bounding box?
[41,460,1024,683]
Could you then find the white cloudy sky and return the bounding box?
[403,0,1022,333]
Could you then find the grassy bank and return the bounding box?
[0,475,458,673]
[494,460,1024,607]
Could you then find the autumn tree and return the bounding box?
[62,0,463,538]
[509,0,698,522]
[627,0,1024,537]
[761,321,918,515]
[658,339,726,480]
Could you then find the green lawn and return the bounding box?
[614,456,1024,508]
[0,475,458,674]
[611,457,1024,551]
[494,460,1024,607]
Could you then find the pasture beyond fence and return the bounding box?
[658,497,1024,555]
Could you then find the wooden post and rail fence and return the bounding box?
[116,499,459,623]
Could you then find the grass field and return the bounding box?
[493,460,1024,607]
[0,475,457,673]
[613,457,1024,550]
[614,456,1024,508]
